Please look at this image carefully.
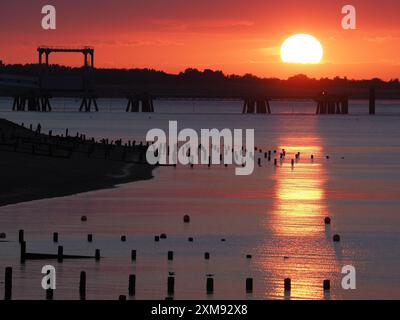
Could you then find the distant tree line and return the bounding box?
[1,64,400,98]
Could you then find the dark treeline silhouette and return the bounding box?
[1,64,400,98]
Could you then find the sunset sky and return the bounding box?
[1,0,400,79]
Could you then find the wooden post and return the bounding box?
[57,246,63,263]
[87,234,93,242]
[18,229,24,243]
[284,278,291,292]
[20,241,26,264]
[79,271,86,300]
[369,87,376,115]
[323,279,331,291]
[246,278,253,293]
[206,278,214,294]
[46,289,54,300]
[53,232,59,243]
[168,276,175,295]
[95,249,101,261]
[168,251,173,261]
[131,250,137,261]
[204,252,210,260]
[129,275,136,296]
[4,267,12,300]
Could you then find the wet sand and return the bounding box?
[0,118,155,207]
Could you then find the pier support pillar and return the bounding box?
[369,87,375,115]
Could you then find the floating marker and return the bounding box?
[324,217,331,225]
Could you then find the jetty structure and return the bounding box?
[0,46,378,114]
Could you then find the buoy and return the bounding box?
[333,234,341,242]
[324,217,331,225]
[183,215,190,223]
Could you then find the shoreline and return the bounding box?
[0,118,156,207]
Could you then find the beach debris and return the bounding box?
[81,216,87,222]
[168,276,175,295]
[333,234,341,242]
[323,279,331,291]
[0,232,6,239]
[121,235,127,242]
[284,278,291,292]
[79,271,86,300]
[246,278,253,293]
[129,275,136,296]
[183,215,190,223]
[204,252,210,260]
[167,251,174,261]
[324,217,331,225]
[160,233,167,239]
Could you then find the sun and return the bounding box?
[280,34,323,64]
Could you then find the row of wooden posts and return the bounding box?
[3,225,337,300]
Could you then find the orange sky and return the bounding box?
[1,0,400,79]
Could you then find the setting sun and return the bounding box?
[281,34,323,64]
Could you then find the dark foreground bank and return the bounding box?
[0,118,155,206]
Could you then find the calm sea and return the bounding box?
[0,98,399,299]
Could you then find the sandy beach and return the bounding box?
[0,118,155,207]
